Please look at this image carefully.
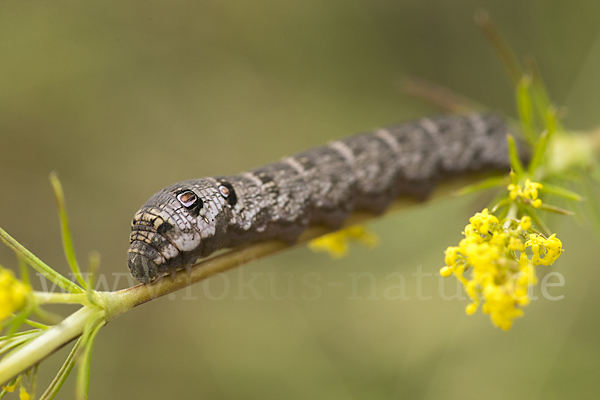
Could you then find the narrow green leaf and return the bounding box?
[525,56,553,126]
[540,183,583,202]
[544,106,558,140]
[85,252,100,307]
[490,197,511,214]
[401,76,486,113]
[50,172,86,288]
[7,301,34,335]
[0,227,84,294]
[527,58,551,106]
[527,131,547,175]
[30,364,39,400]
[23,318,50,330]
[517,76,537,144]
[0,329,41,342]
[507,135,525,176]
[0,377,17,399]
[497,201,512,221]
[39,338,84,400]
[454,176,508,196]
[75,320,104,400]
[537,203,575,215]
[0,331,43,356]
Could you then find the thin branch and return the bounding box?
[0,172,502,384]
[400,77,484,114]
[0,307,102,385]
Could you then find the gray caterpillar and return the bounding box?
[128,113,518,283]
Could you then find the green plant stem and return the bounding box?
[50,172,86,288]
[40,337,84,400]
[33,292,94,306]
[0,228,84,294]
[0,172,516,385]
[0,307,103,385]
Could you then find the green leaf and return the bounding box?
[0,330,43,356]
[490,197,511,214]
[6,301,34,336]
[75,319,104,400]
[517,76,537,144]
[23,319,50,330]
[537,203,575,215]
[527,131,547,175]
[50,172,86,288]
[0,227,84,294]
[0,377,18,399]
[29,364,39,400]
[540,183,583,202]
[85,252,100,307]
[39,338,84,400]
[454,176,508,196]
[0,329,41,342]
[507,135,525,176]
[525,57,553,126]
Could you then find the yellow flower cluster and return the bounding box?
[0,266,30,323]
[309,225,378,258]
[440,208,562,330]
[508,179,543,208]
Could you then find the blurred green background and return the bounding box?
[1,0,600,399]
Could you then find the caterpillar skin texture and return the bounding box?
[128,113,517,283]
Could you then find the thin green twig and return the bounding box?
[50,172,86,288]
[0,228,84,294]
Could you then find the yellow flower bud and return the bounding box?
[520,216,531,230]
[2,384,16,393]
[0,267,30,323]
[465,303,478,315]
[444,247,460,267]
[309,225,378,259]
[19,387,30,400]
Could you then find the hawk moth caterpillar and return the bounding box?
[128,113,520,283]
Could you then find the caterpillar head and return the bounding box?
[127,178,236,283]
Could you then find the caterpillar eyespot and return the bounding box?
[177,191,198,208]
[128,113,526,284]
[218,182,237,207]
[219,185,229,197]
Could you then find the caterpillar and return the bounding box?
[128,113,519,283]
